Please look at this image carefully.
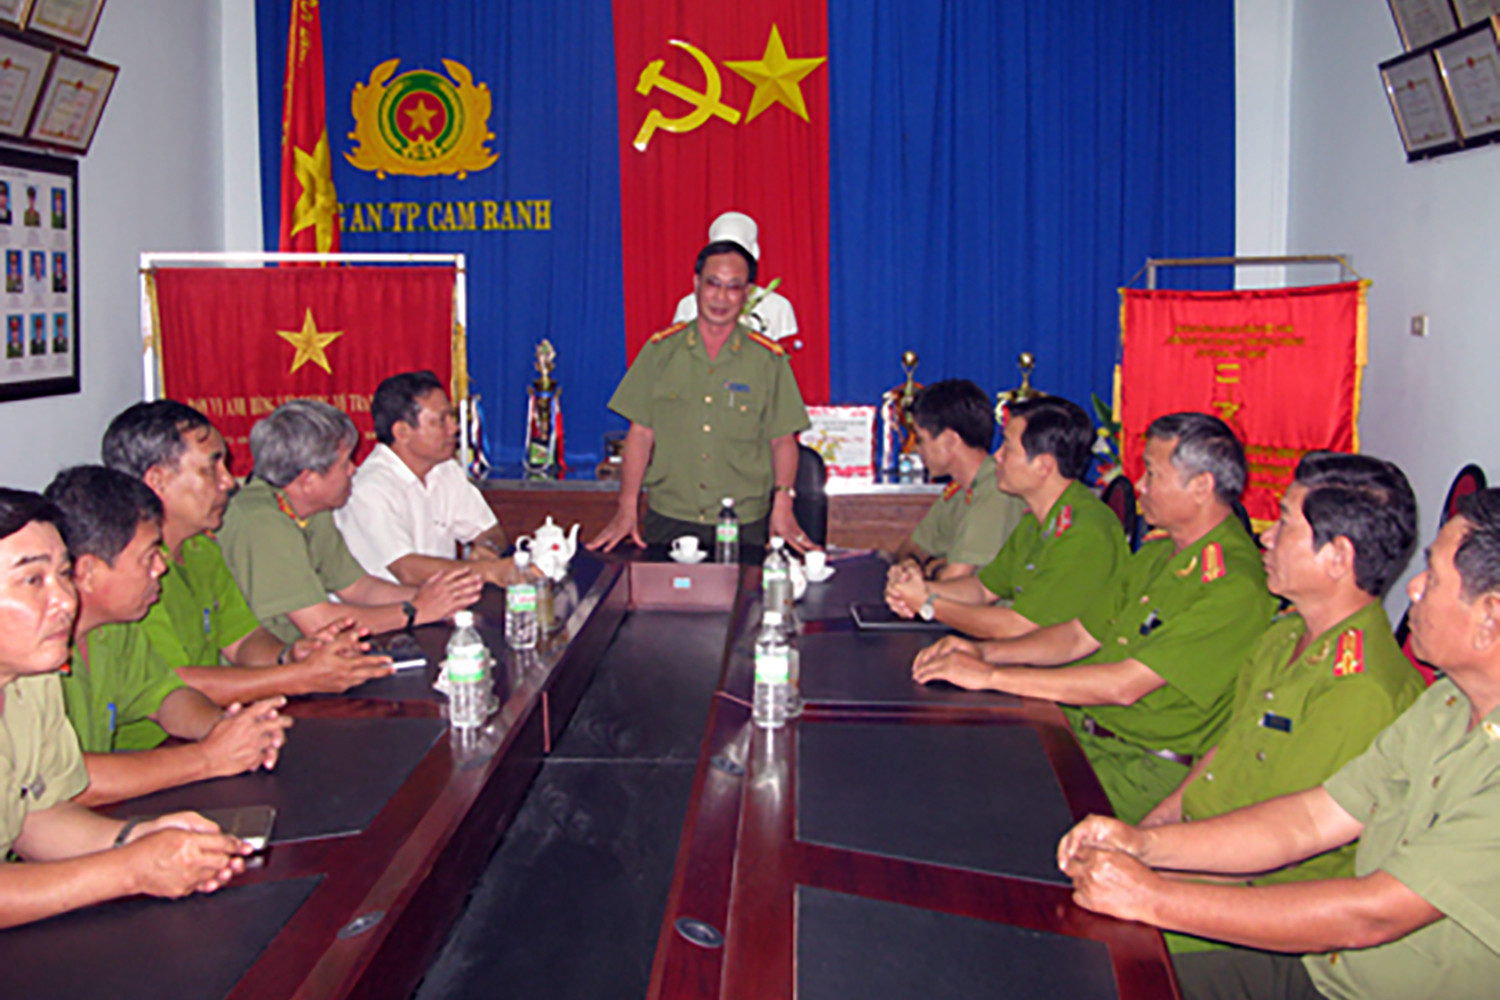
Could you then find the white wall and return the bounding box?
[1277,0,1500,599]
[0,0,236,489]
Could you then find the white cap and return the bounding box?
[708,211,760,260]
[454,610,475,628]
[769,535,785,549]
[722,496,735,507]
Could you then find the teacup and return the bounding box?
[670,535,701,558]
[805,550,828,576]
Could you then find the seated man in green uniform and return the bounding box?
[1139,451,1425,960]
[218,400,482,643]
[1060,487,1500,1000]
[586,240,816,553]
[0,488,253,929]
[914,412,1276,823]
[885,379,1025,581]
[888,395,1127,639]
[102,400,395,705]
[44,466,293,806]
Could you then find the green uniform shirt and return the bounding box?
[142,533,260,670]
[1064,515,1277,823]
[1307,679,1500,999]
[909,455,1025,568]
[1169,601,1424,954]
[976,479,1129,629]
[1,674,89,854]
[62,626,186,753]
[608,320,810,525]
[218,478,366,643]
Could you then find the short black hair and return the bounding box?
[1006,396,1095,481]
[0,488,62,543]
[372,370,445,445]
[43,465,162,565]
[1146,412,1247,505]
[102,400,213,478]
[694,240,757,285]
[1294,451,1416,596]
[909,379,994,451]
[1453,490,1500,600]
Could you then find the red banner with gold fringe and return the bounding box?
[1119,280,1368,527]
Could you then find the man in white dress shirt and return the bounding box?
[671,211,799,343]
[336,371,521,588]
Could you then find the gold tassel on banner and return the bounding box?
[142,269,167,397]
[1351,279,1369,453]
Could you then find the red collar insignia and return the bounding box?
[1054,504,1073,535]
[1333,629,1365,678]
[942,481,963,501]
[1200,541,1225,583]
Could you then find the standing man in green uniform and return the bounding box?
[886,379,1024,580]
[102,401,395,705]
[1060,488,1500,1000]
[1139,451,1424,958]
[0,488,253,929]
[44,466,293,806]
[914,412,1276,823]
[586,240,815,553]
[218,400,482,643]
[888,395,1127,639]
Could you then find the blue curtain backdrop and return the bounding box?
[256,0,1232,467]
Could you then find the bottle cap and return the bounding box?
[514,548,531,568]
[769,535,785,550]
[721,496,735,507]
[453,610,475,628]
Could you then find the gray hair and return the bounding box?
[1454,490,1500,600]
[250,399,358,488]
[1145,412,1246,505]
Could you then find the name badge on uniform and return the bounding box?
[724,381,751,407]
[1259,711,1292,733]
[1139,611,1164,636]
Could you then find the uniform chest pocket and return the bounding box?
[721,381,762,439]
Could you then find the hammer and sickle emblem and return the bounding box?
[633,39,742,152]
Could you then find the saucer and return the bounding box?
[669,550,707,564]
[804,565,836,583]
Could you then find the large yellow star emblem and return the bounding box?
[291,129,339,252]
[277,308,343,375]
[725,24,827,123]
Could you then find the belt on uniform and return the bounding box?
[1079,716,1193,768]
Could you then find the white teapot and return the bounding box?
[517,515,580,582]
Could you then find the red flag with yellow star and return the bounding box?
[279,0,339,253]
[613,1,829,401]
[149,267,454,466]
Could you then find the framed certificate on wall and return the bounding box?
[26,48,114,152]
[0,33,52,138]
[1454,0,1500,28]
[1435,17,1500,140]
[0,147,78,401]
[24,0,105,49]
[0,0,37,30]
[1389,0,1460,49]
[1381,50,1463,157]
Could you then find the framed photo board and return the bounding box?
[0,33,52,138]
[1380,50,1463,158]
[0,0,37,30]
[1389,0,1460,49]
[25,48,113,152]
[1453,0,1500,28]
[0,147,78,401]
[1435,17,1500,141]
[23,0,104,49]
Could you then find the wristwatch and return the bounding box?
[919,592,938,621]
[402,600,418,631]
[772,484,798,499]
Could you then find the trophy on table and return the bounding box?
[523,339,565,478]
[879,350,924,482]
[994,351,1043,426]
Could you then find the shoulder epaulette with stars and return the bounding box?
[942,481,963,501]
[647,321,690,344]
[744,330,786,356]
[1333,629,1365,678]
[1200,541,1225,583]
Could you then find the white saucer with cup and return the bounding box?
[669,535,707,564]
[803,549,834,583]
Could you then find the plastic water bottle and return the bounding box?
[506,551,539,651]
[753,618,794,729]
[444,610,490,728]
[716,497,740,564]
[762,536,794,630]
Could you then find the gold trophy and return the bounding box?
[880,350,923,481]
[995,351,1043,425]
[524,339,563,477]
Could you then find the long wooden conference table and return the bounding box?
[0,552,1179,1000]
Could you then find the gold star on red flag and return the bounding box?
[725,24,827,123]
[277,308,343,374]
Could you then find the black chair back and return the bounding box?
[794,444,829,546]
[1099,475,1138,551]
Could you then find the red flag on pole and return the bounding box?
[279,0,339,253]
